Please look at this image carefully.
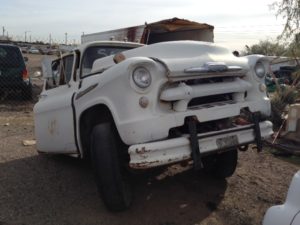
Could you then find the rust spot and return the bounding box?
[135,147,150,154]
[130,160,160,169]
[113,53,126,64]
[131,147,192,169]
[127,27,137,42]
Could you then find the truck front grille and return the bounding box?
[160,76,251,112]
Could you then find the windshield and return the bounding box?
[0,46,23,68]
[81,46,132,77]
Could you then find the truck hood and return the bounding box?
[91,41,249,77]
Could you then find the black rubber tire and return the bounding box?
[90,123,132,212]
[203,149,238,179]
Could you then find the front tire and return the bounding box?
[90,123,132,211]
[203,149,238,178]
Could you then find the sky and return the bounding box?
[0,0,285,51]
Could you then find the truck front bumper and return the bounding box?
[128,121,273,169]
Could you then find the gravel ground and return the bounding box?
[0,110,299,225]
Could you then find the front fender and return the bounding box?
[75,57,167,148]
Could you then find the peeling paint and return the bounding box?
[130,160,161,169]
[135,146,151,154]
[130,154,191,169]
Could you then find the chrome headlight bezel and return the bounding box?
[254,61,266,78]
[132,66,152,89]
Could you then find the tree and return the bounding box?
[243,40,287,56]
[273,0,300,39]
[268,1,300,131]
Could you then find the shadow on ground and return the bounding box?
[0,155,227,225]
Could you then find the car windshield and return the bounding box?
[0,46,23,68]
[81,46,132,76]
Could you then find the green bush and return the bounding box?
[270,70,300,129]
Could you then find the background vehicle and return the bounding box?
[263,171,300,225]
[81,17,214,44]
[20,46,28,54]
[28,47,40,54]
[0,44,32,100]
[34,40,273,211]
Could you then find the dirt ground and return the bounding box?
[1,54,300,225]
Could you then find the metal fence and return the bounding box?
[0,40,75,111]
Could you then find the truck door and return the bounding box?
[34,53,78,154]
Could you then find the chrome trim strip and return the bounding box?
[75,83,98,100]
[184,62,243,74]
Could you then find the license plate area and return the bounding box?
[216,135,238,149]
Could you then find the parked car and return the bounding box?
[46,48,59,56]
[34,40,273,211]
[28,47,40,54]
[38,47,59,56]
[0,44,32,99]
[263,170,300,225]
[20,46,28,54]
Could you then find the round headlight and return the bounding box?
[255,62,266,78]
[132,67,152,88]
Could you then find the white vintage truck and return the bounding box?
[34,40,273,211]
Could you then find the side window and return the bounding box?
[0,46,23,68]
[59,55,74,85]
[82,47,107,77]
[73,50,80,82]
[52,60,61,86]
[45,59,61,90]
